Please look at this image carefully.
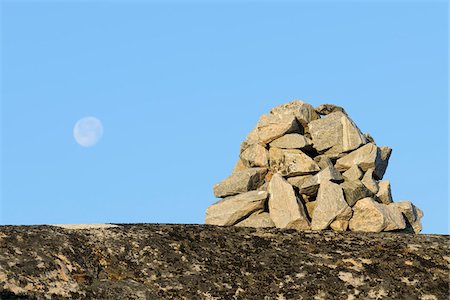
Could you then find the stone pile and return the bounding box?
[205,100,423,233]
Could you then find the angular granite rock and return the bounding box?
[270,100,319,125]
[361,168,379,194]
[269,148,320,177]
[315,103,346,115]
[341,180,373,207]
[308,111,366,154]
[300,166,343,197]
[213,168,267,198]
[235,211,275,228]
[389,201,423,234]
[269,133,312,149]
[256,114,300,144]
[305,201,317,219]
[232,158,247,174]
[268,174,310,230]
[240,143,269,168]
[335,143,391,179]
[287,175,313,189]
[205,191,269,226]
[376,180,393,204]
[311,181,352,230]
[342,165,363,181]
[349,198,406,232]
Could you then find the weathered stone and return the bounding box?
[311,181,352,230]
[335,143,391,179]
[314,156,334,170]
[305,201,317,220]
[300,166,344,197]
[269,148,320,177]
[256,113,300,144]
[240,143,269,167]
[342,165,363,181]
[364,133,375,144]
[232,158,247,174]
[389,201,423,234]
[377,180,393,204]
[361,168,379,194]
[315,104,346,115]
[240,127,260,153]
[235,211,275,228]
[205,191,268,226]
[269,133,312,149]
[271,100,319,125]
[268,174,310,230]
[349,198,406,232]
[287,175,313,189]
[341,180,373,207]
[308,111,366,154]
[330,217,351,232]
[213,168,267,198]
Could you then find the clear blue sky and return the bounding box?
[1,1,448,234]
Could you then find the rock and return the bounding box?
[268,174,310,230]
[256,113,300,144]
[315,104,346,115]
[269,148,320,177]
[305,201,317,219]
[364,133,375,144]
[361,168,379,194]
[269,133,312,149]
[240,143,269,167]
[287,175,313,189]
[213,168,267,198]
[335,143,391,179]
[311,181,352,230]
[235,211,275,228]
[300,166,344,197]
[205,191,269,226]
[232,158,247,173]
[314,156,334,170]
[376,181,393,204]
[389,201,423,233]
[308,111,366,154]
[342,165,363,181]
[270,100,319,125]
[341,180,373,207]
[349,198,406,232]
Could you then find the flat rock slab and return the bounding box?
[0,225,447,300]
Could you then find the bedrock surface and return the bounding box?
[0,224,448,299]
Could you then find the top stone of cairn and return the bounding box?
[205,100,423,233]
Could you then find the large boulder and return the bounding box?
[240,143,269,168]
[342,165,363,181]
[268,174,310,230]
[349,198,406,232]
[341,180,374,207]
[269,133,312,149]
[235,211,275,228]
[361,168,379,194]
[308,111,367,154]
[256,113,300,144]
[269,148,320,177]
[311,181,352,231]
[205,191,269,226]
[389,201,423,233]
[335,143,391,179]
[270,100,319,125]
[213,168,267,198]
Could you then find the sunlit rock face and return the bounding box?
[0,224,447,299]
[207,100,422,233]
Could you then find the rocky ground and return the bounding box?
[0,224,448,299]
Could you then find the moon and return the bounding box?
[73,117,103,147]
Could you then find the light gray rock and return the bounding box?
[376,180,393,204]
[341,180,373,207]
[308,111,366,154]
[205,191,269,226]
[311,181,352,231]
[300,166,344,197]
[349,198,406,232]
[361,168,379,194]
[270,100,319,125]
[269,134,312,149]
[342,165,363,181]
[389,201,423,234]
[269,148,320,177]
[315,104,346,116]
[256,114,300,144]
[235,211,275,228]
[213,168,267,198]
[240,143,269,168]
[268,174,310,230]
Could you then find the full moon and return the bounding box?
[73,117,103,147]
